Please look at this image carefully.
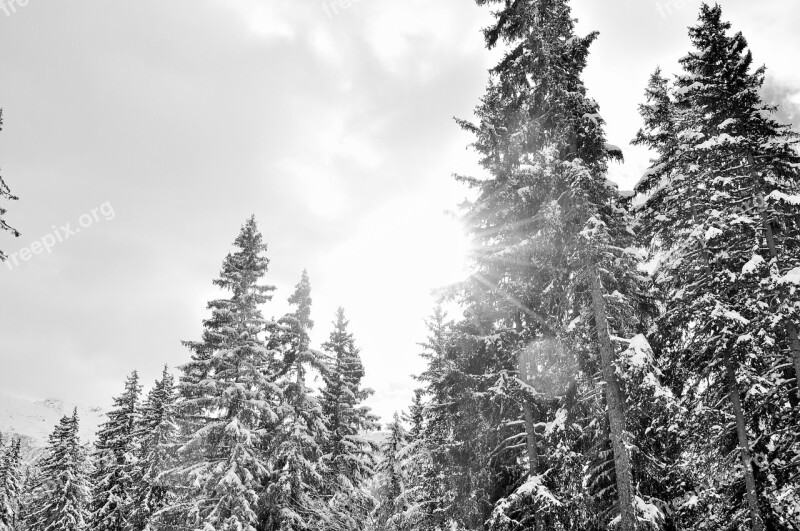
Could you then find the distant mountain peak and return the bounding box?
[35,398,65,413]
[0,393,105,448]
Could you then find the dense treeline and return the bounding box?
[1,216,377,531]
[370,2,800,531]
[2,1,799,530]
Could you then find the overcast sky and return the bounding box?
[1,0,799,425]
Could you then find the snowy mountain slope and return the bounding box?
[0,393,105,447]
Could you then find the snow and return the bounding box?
[544,408,567,435]
[767,190,800,205]
[728,310,750,324]
[635,496,664,525]
[736,334,753,345]
[621,334,654,369]
[580,216,606,238]
[583,112,602,125]
[678,129,704,141]
[757,109,773,120]
[516,474,562,506]
[741,254,764,275]
[704,226,722,241]
[696,133,739,149]
[778,267,800,285]
[675,81,704,95]
[604,143,624,158]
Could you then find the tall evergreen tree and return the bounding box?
[0,437,22,530]
[319,308,378,530]
[634,4,800,529]
[0,109,19,262]
[128,366,178,531]
[171,216,278,531]
[90,371,143,531]
[262,270,330,530]
[444,1,660,529]
[403,306,501,530]
[25,410,90,531]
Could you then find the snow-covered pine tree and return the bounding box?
[454,1,660,529]
[171,216,278,531]
[405,390,424,442]
[128,366,178,531]
[374,413,408,530]
[25,410,90,531]
[15,459,41,530]
[408,305,500,530]
[634,4,800,529]
[394,310,452,531]
[383,391,429,531]
[90,371,142,531]
[262,270,331,530]
[0,109,19,262]
[0,437,22,530]
[0,434,7,528]
[319,307,378,530]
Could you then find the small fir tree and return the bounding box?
[90,371,143,531]
[25,410,90,531]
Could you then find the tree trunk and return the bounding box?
[515,311,544,531]
[589,264,636,531]
[723,353,764,531]
[523,402,540,477]
[523,401,544,531]
[788,325,800,405]
[747,151,800,401]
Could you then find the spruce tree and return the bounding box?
[0,434,7,529]
[374,413,408,531]
[451,1,659,528]
[634,4,800,529]
[0,437,22,530]
[128,366,178,531]
[16,461,41,530]
[319,308,378,530]
[90,371,142,531]
[262,270,330,530]
[0,109,19,262]
[408,307,492,530]
[26,410,90,531]
[171,216,278,531]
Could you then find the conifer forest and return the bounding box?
[1,1,800,530]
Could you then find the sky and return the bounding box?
[1,0,799,425]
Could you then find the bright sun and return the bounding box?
[420,212,473,288]
[318,190,473,311]
[312,187,474,422]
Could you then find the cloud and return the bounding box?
[761,76,800,129]
[212,0,298,40]
[1,0,798,424]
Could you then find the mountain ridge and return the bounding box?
[0,392,105,449]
